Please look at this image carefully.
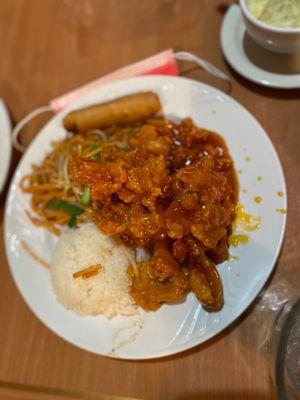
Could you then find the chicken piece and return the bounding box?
[191,224,227,249]
[184,235,205,258]
[151,240,180,281]
[195,255,224,311]
[164,199,190,239]
[177,158,213,191]
[130,239,189,311]
[129,124,172,156]
[128,205,162,242]
[175,118,209,147]
[207,236,229,264]
[71,157,126,200]
[130,258,188,311]
[180,192,199,210]
[124,152,169,209]
[189,269,215,307]
[97,202,162,247]
[172,239,188,262]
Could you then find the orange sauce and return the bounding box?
[245,157,251,162]
[228,234,249,247]
[229,204,261,248]
[233,204,261,231]
[254,196,262,203]
[276,208,287,214]
[277,191,284,197]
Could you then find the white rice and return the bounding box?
[50,222,137,318]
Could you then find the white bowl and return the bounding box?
[240,0,300,53]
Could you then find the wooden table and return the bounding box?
[0,1,299,399]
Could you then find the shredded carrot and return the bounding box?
[73,264,102,279]
[20,240,49,269]
[82,270,100,279]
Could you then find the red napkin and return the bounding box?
[50,49,178,113]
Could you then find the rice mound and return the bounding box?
[50,222,137,318]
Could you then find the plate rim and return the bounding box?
[0,99,12,193]
[221,4,300,90]
[4,75,287,359]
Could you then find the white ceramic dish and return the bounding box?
[240,0,300,53]
[0,99,12,193]
[221,5,300,89]
[4,75,286,359]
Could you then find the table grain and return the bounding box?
[0,1,299,399]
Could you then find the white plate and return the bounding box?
[221,5,300,89]
[0,99,12,193]
[4,76,287,359]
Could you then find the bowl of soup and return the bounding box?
[240,0,300,53]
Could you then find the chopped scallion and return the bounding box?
[90,153,100,161]
[88,144,100,151]
[68,214,77,228]
[81,186,90,206]
[46,200,83,216]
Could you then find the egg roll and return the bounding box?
[63,91,161,133]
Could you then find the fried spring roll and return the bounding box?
[63,91,161,133]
